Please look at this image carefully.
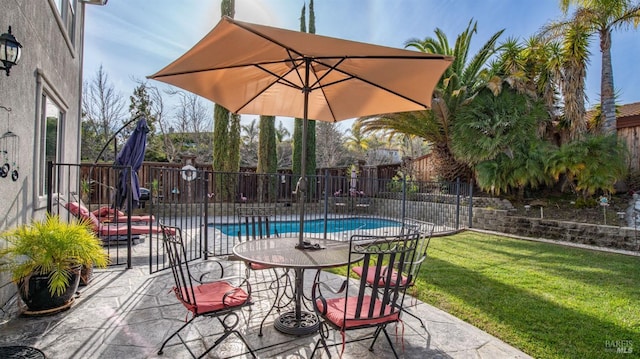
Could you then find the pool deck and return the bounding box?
[0,257,532,359]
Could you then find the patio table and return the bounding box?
[233,237,363,336]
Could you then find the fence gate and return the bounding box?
[145,166,209,274]
[48,163,209,273]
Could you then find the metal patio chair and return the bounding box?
[310,230,420,358]
[158,223,256,358]
[352,219,435,330]
[233,207,294,336]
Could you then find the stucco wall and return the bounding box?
[0,1,85,228]
[0,0,87,311]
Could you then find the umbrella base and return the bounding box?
[274,310,319,336]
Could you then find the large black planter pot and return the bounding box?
[17,265,81,313]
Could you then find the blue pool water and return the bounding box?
[212,217,401,236]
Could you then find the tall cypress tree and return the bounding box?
[292,4,306,177]
[292,0,317,187]
[257,115,278,202]
[306,0,317,182]
[213,0,236,201]
[227,113,241,173]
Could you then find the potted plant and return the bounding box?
[150,178,159,204]
[79,178,92,203]
[0,214,109,313]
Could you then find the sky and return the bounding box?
[83,0,640,132]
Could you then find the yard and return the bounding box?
[416,231,639,358]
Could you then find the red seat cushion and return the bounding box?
[315,295,399,329]
[177,281,249,316]
[249,262,272,270]
[352,266,408,287]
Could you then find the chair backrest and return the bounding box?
[236,207,278,241]
[345,231,420,326]
[160,223,198,311]
[402,219,434,280]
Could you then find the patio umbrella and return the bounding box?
[149,16,453,248]
[115,117,149,211]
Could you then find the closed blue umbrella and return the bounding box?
[115,117,148,210]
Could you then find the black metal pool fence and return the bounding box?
[48,163,472,270]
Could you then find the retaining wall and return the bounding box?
[472,208,640,251]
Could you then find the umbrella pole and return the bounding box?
[297,58,311,249]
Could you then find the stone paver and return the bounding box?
[0,258,532,359]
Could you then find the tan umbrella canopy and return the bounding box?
[149,16,453,247]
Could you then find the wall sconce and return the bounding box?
[0,26,23,76]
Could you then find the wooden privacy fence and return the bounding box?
[82,162,411,204]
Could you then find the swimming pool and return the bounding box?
[212,217,401,236]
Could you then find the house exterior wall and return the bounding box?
[0,0,93,310]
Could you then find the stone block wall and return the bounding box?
[472,208,639,251]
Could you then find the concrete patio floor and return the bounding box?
[0,248,532,358]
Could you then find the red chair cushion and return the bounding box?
[352,265,408,287]
[177,281,249,316]
[315,295,399,329]
[66,202,101,230]
[249,262,272,270]
[92,206,122,218]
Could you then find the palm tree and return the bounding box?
[452,86,547,165]
[240,119,259,166]
[452,85,552,197]
[475,141,553,197]
[344,121,370,160]
[275,121,290,142]
[546,134,627,196]
[560,20,591,140]
[359,20,504,180]
[556,0,640,134]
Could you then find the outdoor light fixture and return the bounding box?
[0,26,23,76]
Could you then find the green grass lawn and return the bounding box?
[412,231,640,358]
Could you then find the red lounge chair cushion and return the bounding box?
[315,295,399,329]
[66,202,173,237]
[66,202,101,230]
[177,281,249,316]
[352,266,408,287]
[92,206,155,223]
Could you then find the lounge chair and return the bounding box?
[355,196,372,212]
[333,196,348,213]
[65,202,172,239]
[91,206,155,224]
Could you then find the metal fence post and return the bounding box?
[455,177,461,230]
[204,174,210,260]
[126,166,133,269]
[323,169,329,239]
[401,173,407,222]
[468,179,474,228]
